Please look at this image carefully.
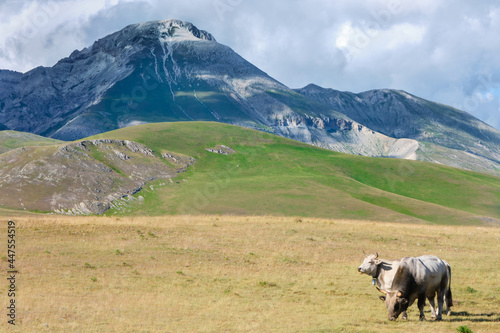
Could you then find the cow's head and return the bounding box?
[357,252,381,276]
[377,288,408,321]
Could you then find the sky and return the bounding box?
[1,0,500,130]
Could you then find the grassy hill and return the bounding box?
[84,122,500,225]
[0,130,62,154]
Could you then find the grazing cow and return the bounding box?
[377,255,453,321]
[358,253,408,320]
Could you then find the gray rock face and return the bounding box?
[0,19,499,175]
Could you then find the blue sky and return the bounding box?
[1,0,500,130]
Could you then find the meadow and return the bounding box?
[1,215,499,332]
[93,122,500,225]
[2,122,499,224]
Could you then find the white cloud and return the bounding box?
[335,21,425,62]
[0,0,127,71]
[385,23,426,49]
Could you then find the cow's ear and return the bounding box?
[374,259,382,265]
[379,296,386,301]
[401,298,408,305]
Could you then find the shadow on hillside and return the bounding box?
[448,311,500,322]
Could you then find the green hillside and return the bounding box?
[0,130,62,154]
[88,122,500,225]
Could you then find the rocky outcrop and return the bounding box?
[270,113,420,159]
[161,152,196,171]
[205,145,236,155]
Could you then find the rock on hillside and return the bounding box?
[0,139,194,214]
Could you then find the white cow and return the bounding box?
[358,253,408,319]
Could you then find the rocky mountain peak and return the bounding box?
[105,19,216,48]
[61,19,215,63]
[137,19,216,42]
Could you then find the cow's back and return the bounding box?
[400,255,448,292]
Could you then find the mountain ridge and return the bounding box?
[294,84,500,175]
[1,19,499,175]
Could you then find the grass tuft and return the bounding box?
[84,262,96,269]
[457,325,473,333]
[466,286,478,293]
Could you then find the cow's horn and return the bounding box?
[397,291,402,297]
[375,252,379,259]
[363,250,367,256]
[376,287,388,295]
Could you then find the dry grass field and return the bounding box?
[1,215,499,332]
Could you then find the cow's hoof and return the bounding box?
[419,316,426,321]
[402,315,407,320]
[435,316,442,321]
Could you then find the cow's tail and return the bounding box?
[445,263,453,315]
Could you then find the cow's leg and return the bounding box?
[427,295,437,319]
[435,289,445,321]
[417,294,426,321]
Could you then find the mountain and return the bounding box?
[1,122,499,225]
[0,20,426,156]
[1,19,499,175]
[295,84,500,174]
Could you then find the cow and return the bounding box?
[377,255,453,321]
[358,253,408,320]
